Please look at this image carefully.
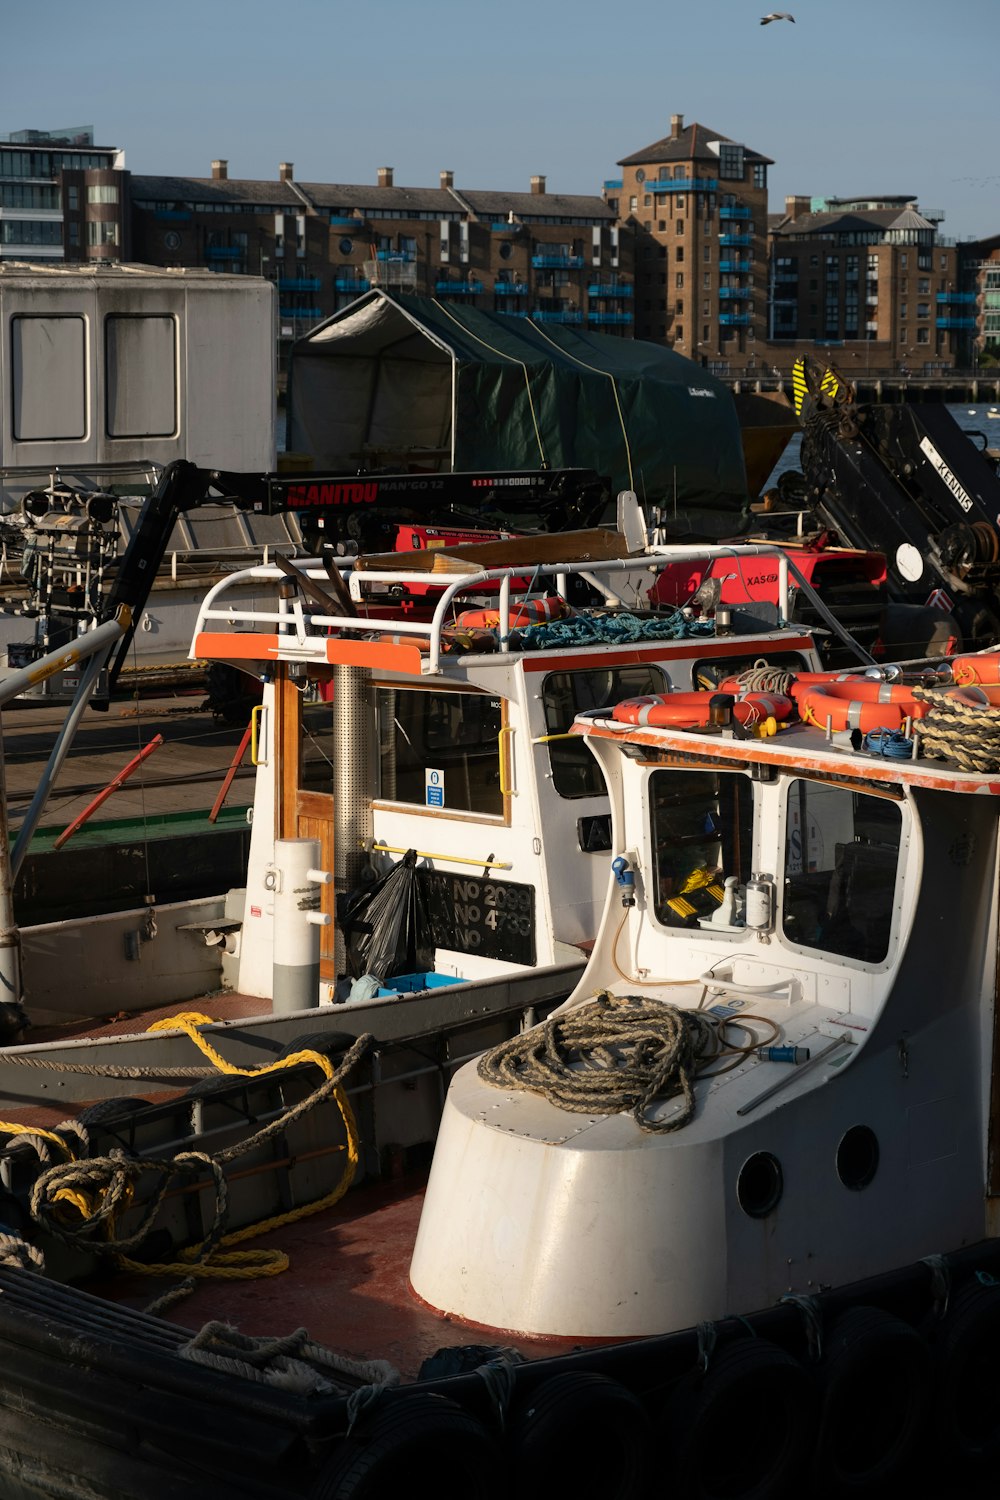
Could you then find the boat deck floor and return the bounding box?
[95,1171,595,1382]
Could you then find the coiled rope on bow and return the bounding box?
[23,1015,374,1312]
[726,660,797,695]
[912,686,1000,772]
[516,610,713,651]
[477,991,775,1133]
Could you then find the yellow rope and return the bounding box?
[526,319,636,491]
[430,298,548,466]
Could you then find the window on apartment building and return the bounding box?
[703,324,709,340]
[65,185,78,211]
[917,303,929,318]
[918,278,930,294]
[67,223,79,247]
[939,255,947,270]
[87,184,119,205]
[659,221,667,232]
[629,196,638,212]
[644,195,652,207]
[339,237,353,254]
[676,246,684,262]
[753,163,766,190]
[675,326,684,341]
[901,254,908,268]
[809,280,818,291]
[676,196,686,209]
[86,221,119,246]
[703,300,710,315]
[704,244,711,262]
[675,219,684,234]
[900,305,907,320]
[811,256,819,268]
[676,273,685,288]
[918,252,931,271]
[644,221,652,231]
[719,143,744,180]
[826,256,838,274]
[704,273,711,288]
[917,327,930,343]
[675,166,686,180]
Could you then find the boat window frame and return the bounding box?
[644,763,758,936]
[777,772,908,970]
[370,680,512,827]
[540,661,671,801]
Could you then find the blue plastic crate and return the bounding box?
[376,972,464,997]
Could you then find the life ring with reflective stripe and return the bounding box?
[612,693,718,728]
[797,678,926,733]
[457,596,571,630]
[952,652,1000,686]
[731,691,795,728]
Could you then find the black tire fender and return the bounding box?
[310,1392,501,1500]
[811,1305,930,1495]
[508,1370,651,1500]
[927,1278,1000,1472]
[660,1337,815,1500]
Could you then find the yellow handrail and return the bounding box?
[363,840,512,870]
[499,724,516,796]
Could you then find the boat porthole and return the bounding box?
[736,1151,783,1218]
[836,1125,879,1190]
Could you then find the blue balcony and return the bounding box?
[719,287,752,301]
[376,249,415,262]
[532,309,583,324]
[647,177,718,194]
[434,279,483,295]
[277,277,321,293]
[718,312,751,327]
[587,310,634,326]
[329,215,361,228]
[718,261,751,275]
[205,245,246,260]
[279,308,323,321]
[587,282,633,298]
[531,254,584,269]
[334,276,370,293]
[603,179,623,191]
[719,233,751,247]
[719,205,752,220]
[936,316,976,330]
[936,291,976,305]
[494,282,529,296]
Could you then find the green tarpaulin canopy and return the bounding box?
[286,290,749,527]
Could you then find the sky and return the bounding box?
[2,0,998,241]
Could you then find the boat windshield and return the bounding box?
[782,779,902,964]
[376,687,505,818]
[650,770,754,927]
[543,665,667,798]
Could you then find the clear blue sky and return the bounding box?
[3,0,997,240]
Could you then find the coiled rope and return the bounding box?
[912,686,1000,772]
[14,1016,374,1312]
[178,1319,400,1401]
[862,728,914,759]
[727,660,797,695]
[516,610,713,651]
[477,991,776,1134]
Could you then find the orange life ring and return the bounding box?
[798,678,927,733]
[952,653,1000,686]
[457,595,571,631]
[612,693,716,728]
[731,691,795,727]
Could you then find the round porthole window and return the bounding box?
[499,241,512,260]
[836,1125,879,1190]
[737,1152,783,1219]
[339,237,353,255]
[164,230,181,250]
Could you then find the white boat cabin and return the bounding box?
[412,676,1000,1340]
[190,539,823,1004]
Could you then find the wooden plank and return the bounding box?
[353,527,632,574]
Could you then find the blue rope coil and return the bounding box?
[862,728,914,759]
[515,611,714,649]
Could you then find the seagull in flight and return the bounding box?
[761,12,795,22]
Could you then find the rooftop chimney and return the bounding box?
[785,194,811,221]
[440,170,454,190]
[377,166,394,188]
[211,159,228,181]
[530,174,546,196]
[670,115,684,140]
[279,162,294,182]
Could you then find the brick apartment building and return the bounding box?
[129,161,634,353]
[610,115,770,374]
[768,195,964,373]
[960,234,1000,362]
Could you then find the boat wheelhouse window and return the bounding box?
[542,665,667,798]
[650,771,754,928]
[782,780,902,963]
[376,689,504,817]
